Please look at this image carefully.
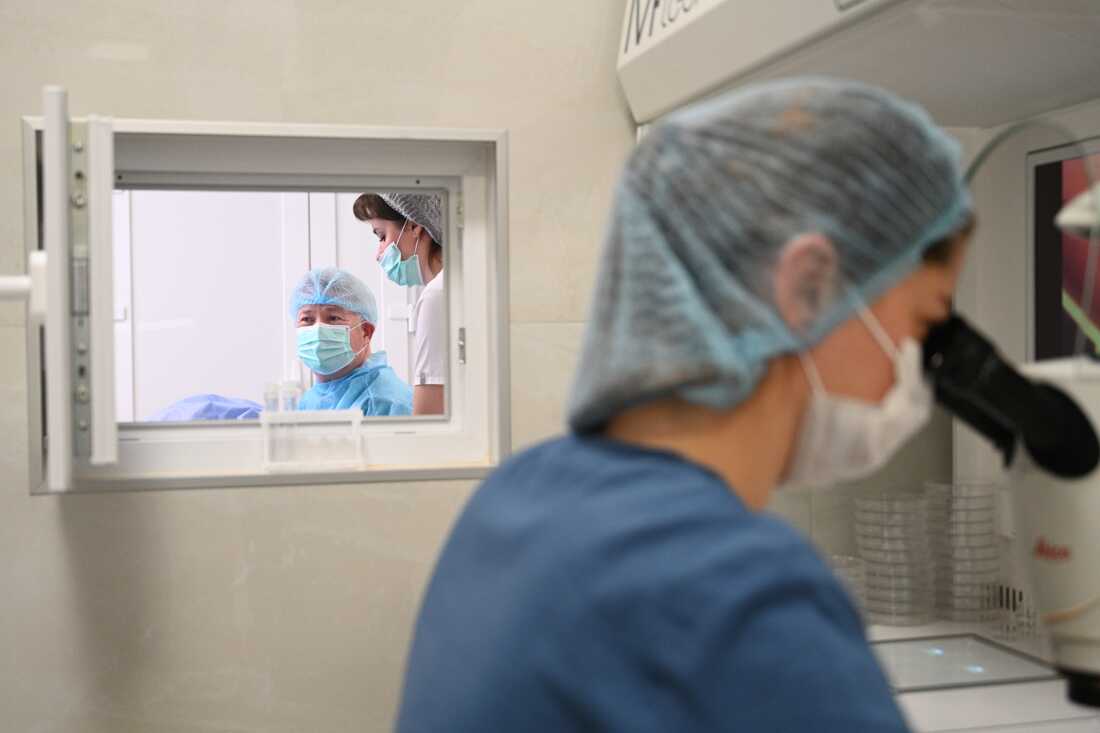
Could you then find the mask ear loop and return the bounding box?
[348,318,373,359]
[856,306,901,361]
[798,351,827,395]
[378,220,410,263]
[797,297,898,399]
[412,230,426,283]
[853,304,934,398]
[795,282,840,397]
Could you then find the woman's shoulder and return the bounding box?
[471,435,780,557]
[416,271,445,307]
[480,439,851,624]
[413,275,446,345]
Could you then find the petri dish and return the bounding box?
[857,524,930,540]
[859,547,932,564]
[935,534,998,549]
[868,572,932,586]
[868,610,932,626]
[855,510,931,527]
[937,519,998,537]
[935,545,1000,560]
[856,496,927,513]
[938,558,1001,573]
[937,595,996,611]
[928,495,996,510]
[868,586,935,602]
[868,560,931,571]
[935,608,1002,622]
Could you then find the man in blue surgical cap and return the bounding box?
[398,78,975,731]
[291,267,412,416]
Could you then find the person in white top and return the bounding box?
[353,192,446,415]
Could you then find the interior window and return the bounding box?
[113,188,448,423]
[21,112,505,490]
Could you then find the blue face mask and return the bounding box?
[297,323,367,376]
[379,220,424,287]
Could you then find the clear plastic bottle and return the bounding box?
[280,381,301,411]
[264,383,281,412]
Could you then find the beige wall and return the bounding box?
[0,2,634,731]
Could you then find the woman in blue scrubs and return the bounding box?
[397,78,974,731]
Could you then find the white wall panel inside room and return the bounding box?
[128,190,289,418]
[0,2,635,732]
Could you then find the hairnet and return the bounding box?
[289,267,379,324]
[381,193,444,247]
[568,77,972,433]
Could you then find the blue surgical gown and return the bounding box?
[397,436,909,732]
[298,352,412,416]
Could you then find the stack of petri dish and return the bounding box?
[854,494,934,625]
[926,482,1000,622]
[829,555,867,613]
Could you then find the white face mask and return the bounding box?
[778,307,933,492]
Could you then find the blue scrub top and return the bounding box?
[298,351,412,416]
[397,436,908,732]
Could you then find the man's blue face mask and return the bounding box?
[297,322,367,376]
[379,219,425,287]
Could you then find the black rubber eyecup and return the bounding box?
[1060,668,1100,708]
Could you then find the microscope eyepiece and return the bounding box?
[1062,669,1100,708]
[923,314,1100,478]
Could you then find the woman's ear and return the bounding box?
[773,233,838,333]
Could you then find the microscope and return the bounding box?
[923,181,1100,707]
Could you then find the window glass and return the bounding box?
[114,188,448,423]
[1032,150,1100,359]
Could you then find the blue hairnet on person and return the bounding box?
[568,77,972,433]
[289,267,378,324]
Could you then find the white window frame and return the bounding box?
[21,117,511,491]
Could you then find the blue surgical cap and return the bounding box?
[290,267,379,325]
[568,77,972,433]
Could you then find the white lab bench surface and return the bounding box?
[868,622,1100,732]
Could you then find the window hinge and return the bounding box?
[457,327,466,365]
